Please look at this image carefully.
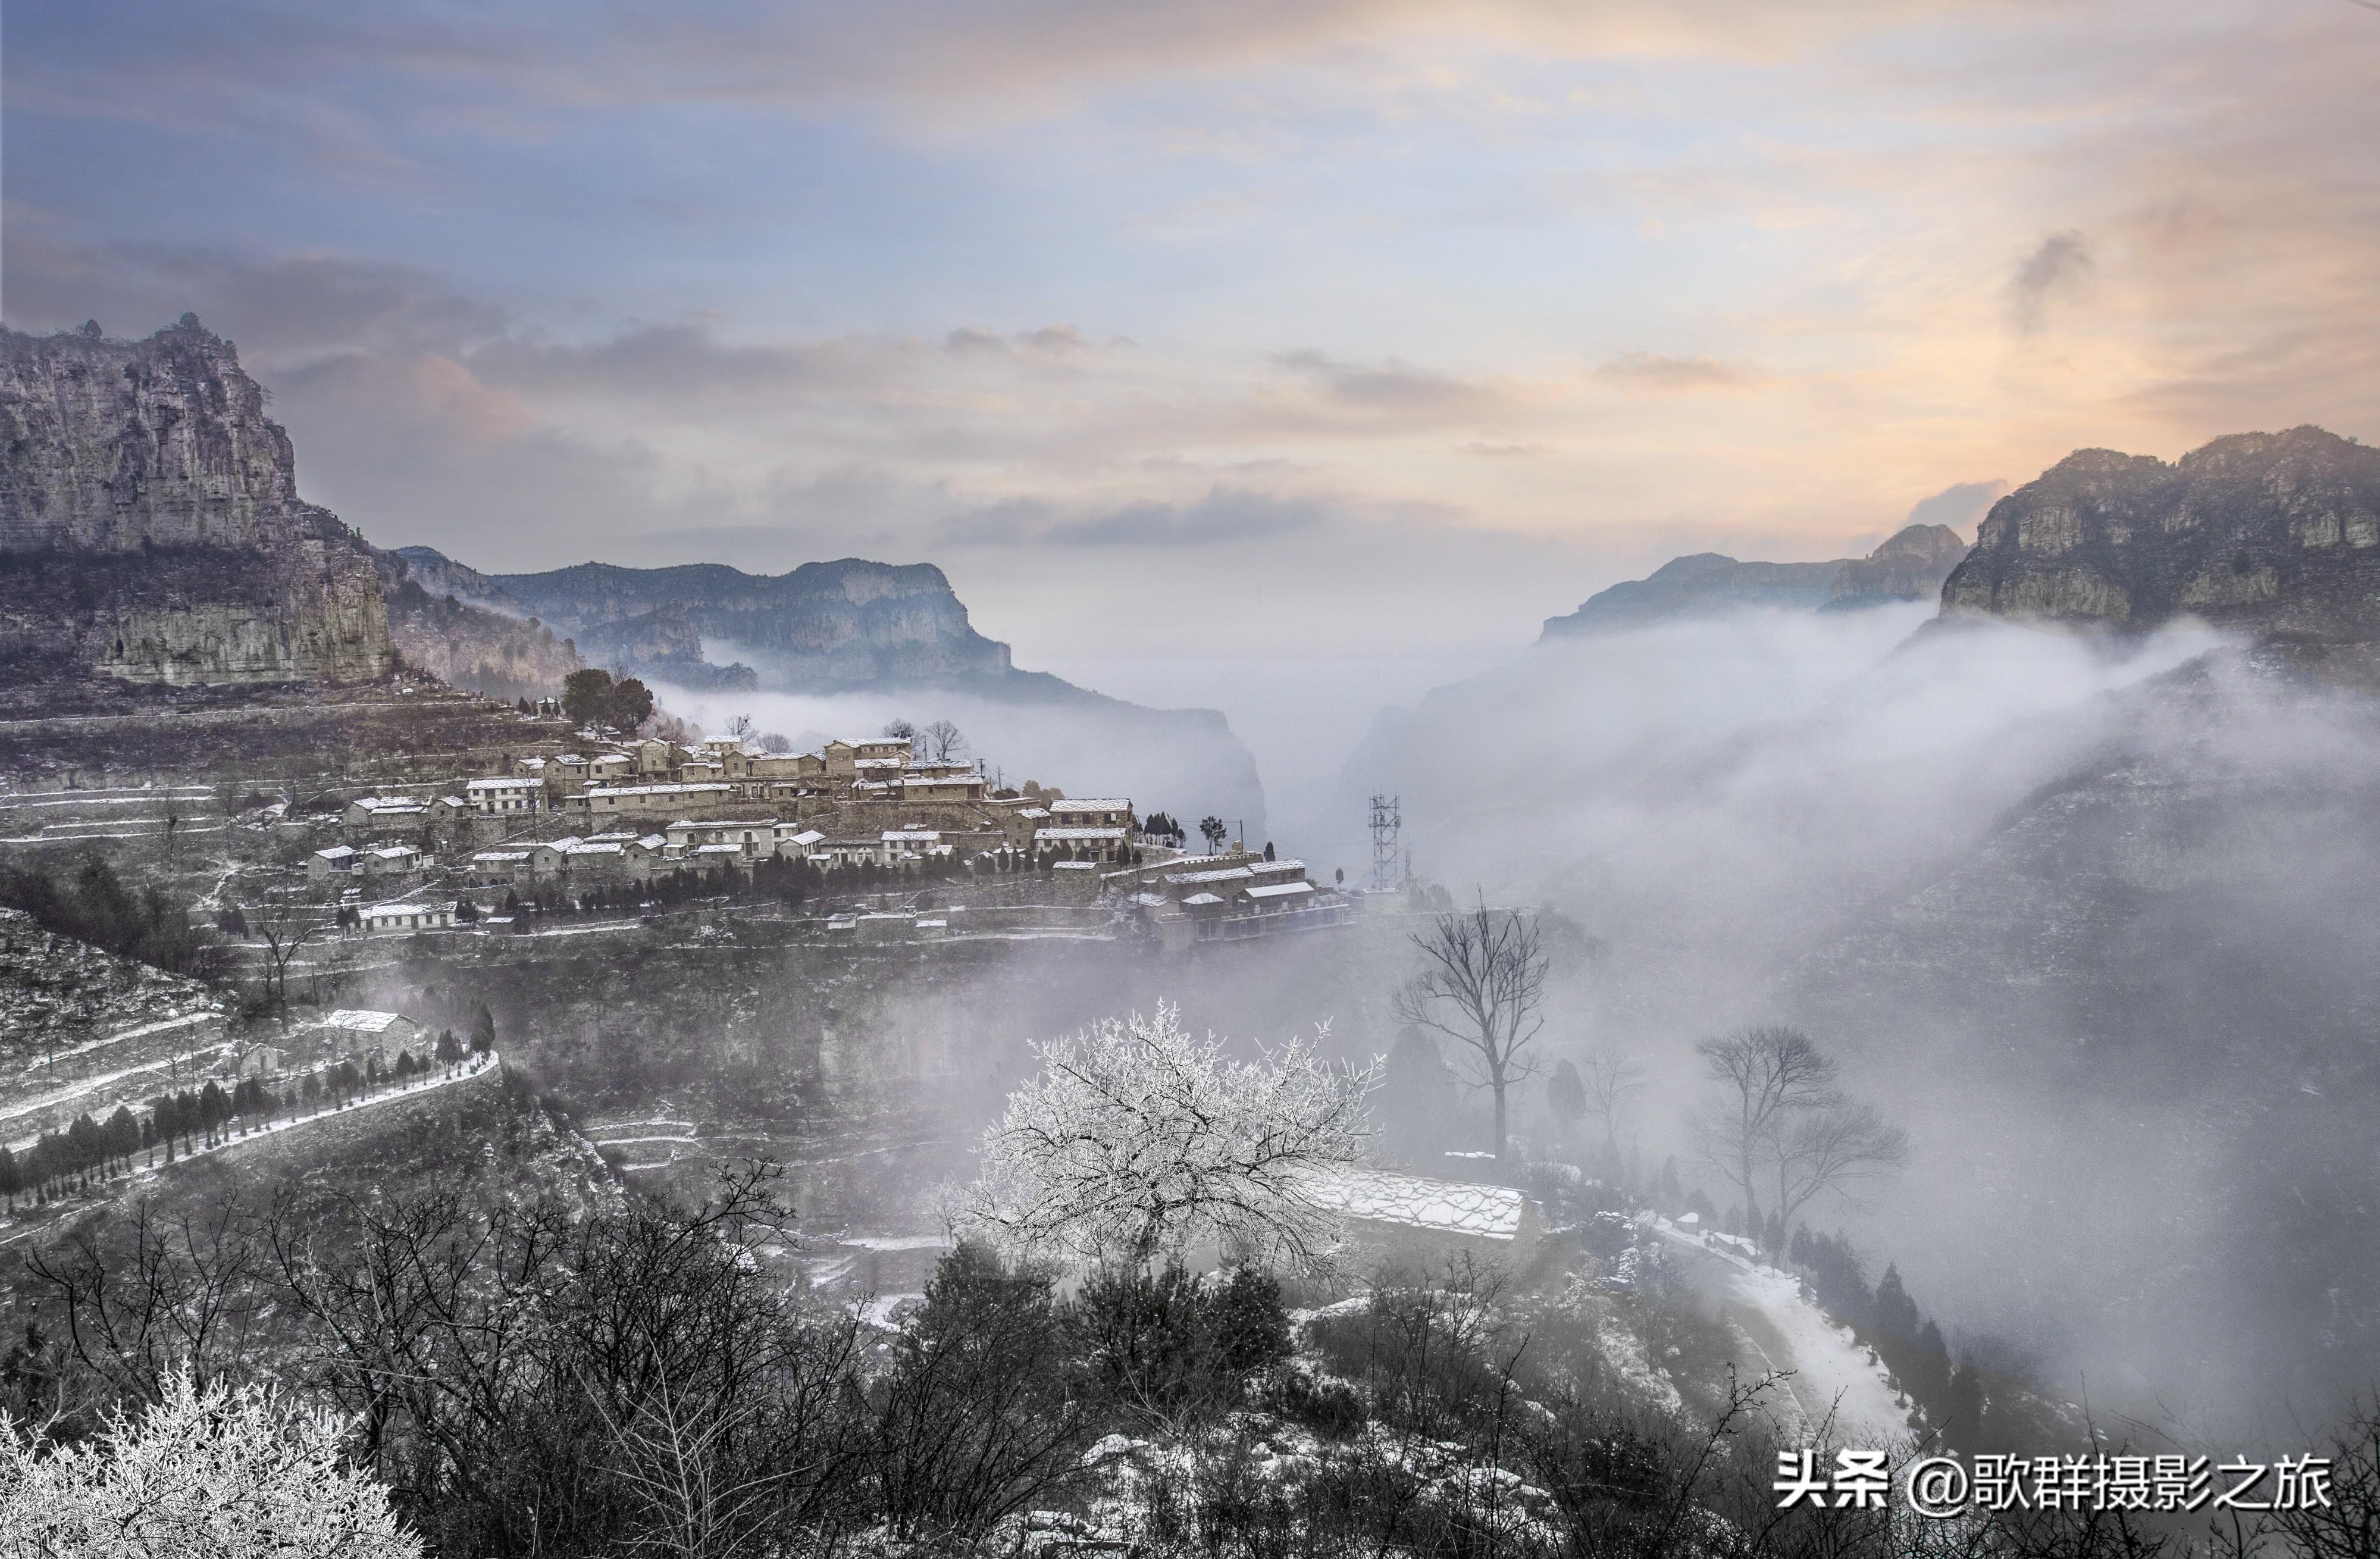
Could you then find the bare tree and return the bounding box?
[881,718,917,743]
[1393,897,1548,1160]
[1691,1026,1906,1238]
[918,719,966,763]
[1579,1046,1648,1168]
[1772,1100,1908,1229]
[247,900,322,1012]
[725,713,755,742]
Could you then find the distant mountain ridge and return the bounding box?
[486,557,1015,691]
[1540,524,1968,638]
[399,546,1270,825]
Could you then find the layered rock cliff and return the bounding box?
[1941,427,2380,652]
[0,317,393,687]
[491,558,1013,688]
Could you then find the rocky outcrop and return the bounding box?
[493,558,1012,688]
[1822,524,1969,611]
[576,600,758,691]
[1941,427,2380,650]
[0,317,393,687]
[390,544,528,617]
[377,571,584,703]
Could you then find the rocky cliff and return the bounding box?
[491,558,1013,688]
[375,562,584,702]
[1540,524,1969,637]
[1822,524,1969,610]
[0,317,393,687]
[1941,427,2380,655]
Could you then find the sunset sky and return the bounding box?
[8,0,2378,773]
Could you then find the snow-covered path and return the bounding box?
[1648,1219,1914,1448]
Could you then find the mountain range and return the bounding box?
[1334,422,2380,1433]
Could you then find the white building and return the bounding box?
[358,900,454,934]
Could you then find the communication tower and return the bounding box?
[1368,794,1403,892]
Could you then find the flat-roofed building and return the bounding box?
[899,769,987,803]
[343,794,430,834]
[358,900,454,934]
[1048,797,1135,829]
[464,777,542,816]
[1035,825,1130,863]
[566,781,737,823]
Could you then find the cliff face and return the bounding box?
[1941,427,2380,646]
[0,318,393,687]
[375,566,584,702]
[493,558,1013,688]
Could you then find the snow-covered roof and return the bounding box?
[883,829,941,843]
[782,829,825,845]
[1245,880,1316,900]
[584,830,640,843]
[1016,807,1051,819]
[668,817,778,830]
[314,846,355,860]
[1182,891,1225,906]
[854,756,905,770]
[565,841,625,857]
[353,794,427,810]
[472,850,531,863]
[1308,1169,1526,1241]
[583,782,734,798]
[1036,827,1128,841]
[692,843,746,856]
[367,846,418,861]
[320,1009,410,1033]
[635,834,666,849]
[1053,861,1099,872]
[1164,865,1254,886]
[1048,798,1132,812]
[466,777,536,790]
[1250,858,1306,875]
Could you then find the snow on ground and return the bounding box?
[16,1010,218,1078]
[1,1046,237,1140]
[1305,1167,1526,1239]
[1648,1219,1912,1447]
[0,1056,501,1246]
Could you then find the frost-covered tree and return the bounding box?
[959,1001,1379,1270]
[0,1369,421,1557]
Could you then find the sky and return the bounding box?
[7,0,2379,801]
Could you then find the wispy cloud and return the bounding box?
[1593,352,1761,393]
